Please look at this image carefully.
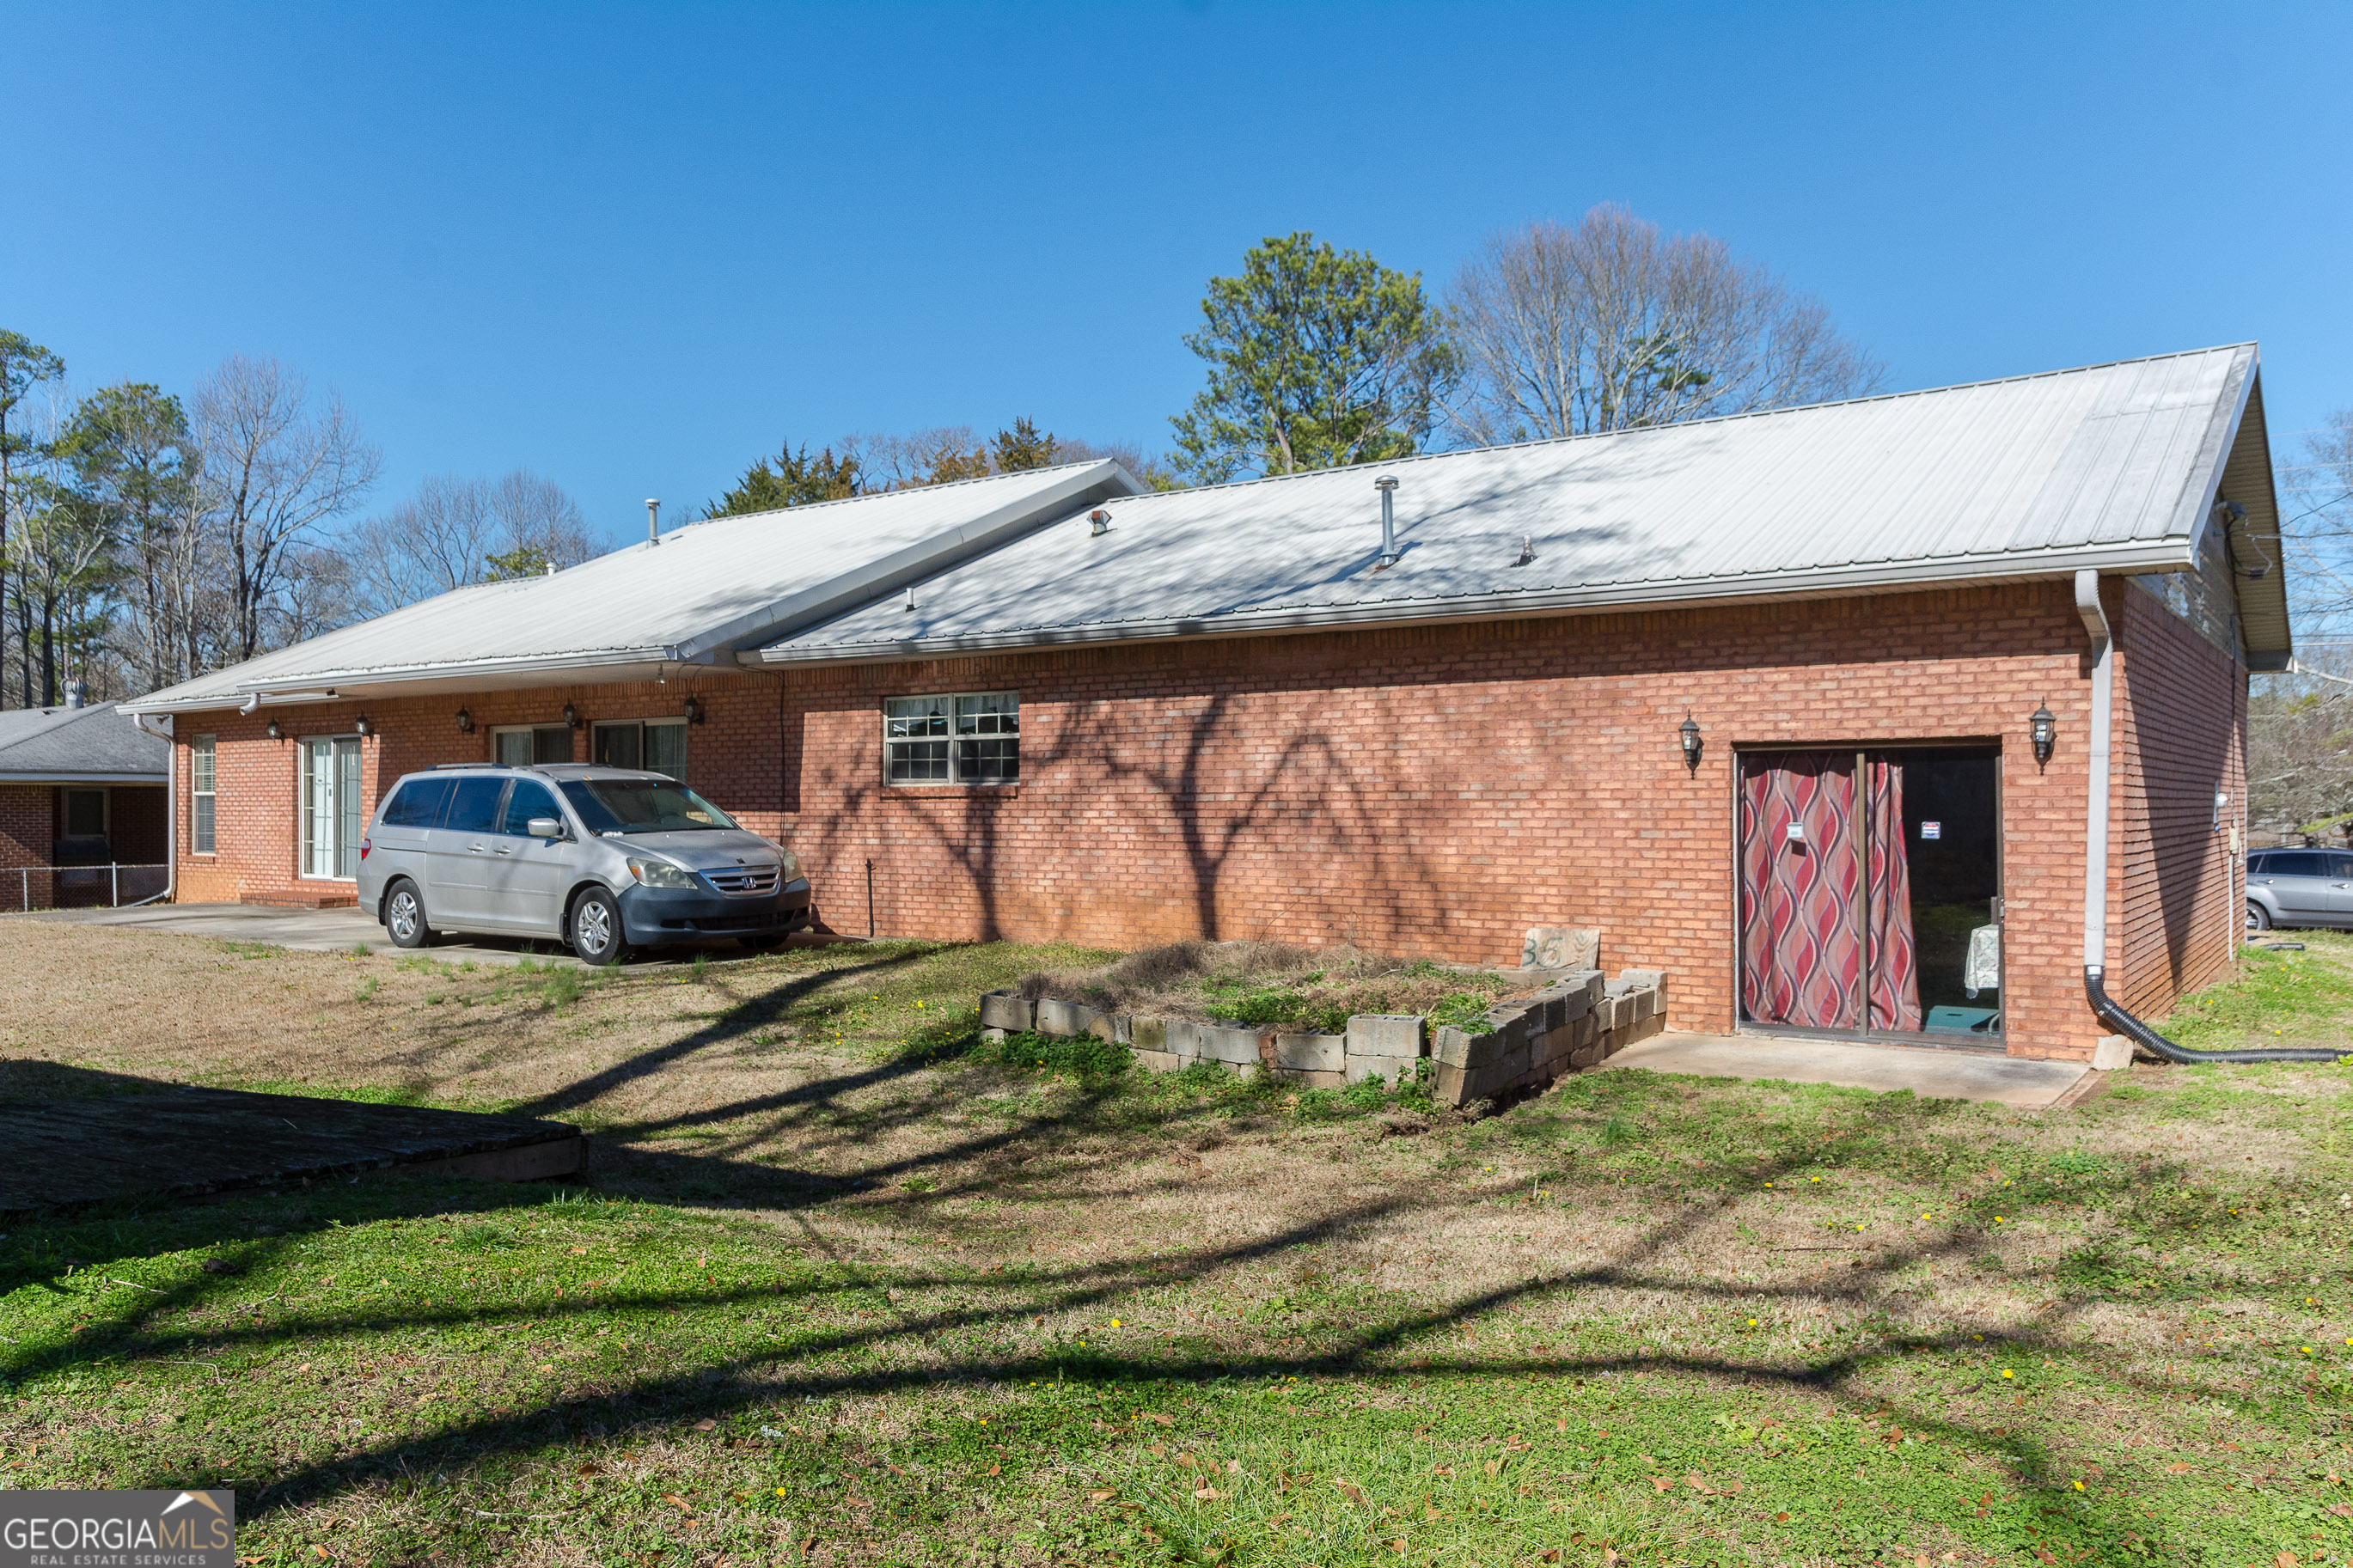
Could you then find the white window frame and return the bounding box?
[883,691,1019,786]
[492,723,576,766]
[191,734,217,855]
[298,734,365,882]
[590,717,689,783]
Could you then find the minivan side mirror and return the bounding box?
[526,816,565,839]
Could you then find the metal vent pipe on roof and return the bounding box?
[1375,476,1400,566]
[645,498,661,546]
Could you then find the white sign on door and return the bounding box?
[1922,821,1942,840]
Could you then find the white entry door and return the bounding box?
[302,737,364,879]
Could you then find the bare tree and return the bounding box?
[1445,204,1885,446]
[2280,407,2353,636]
[342,468,596,615]
[190,354,380,662]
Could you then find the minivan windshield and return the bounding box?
[559,778,739,834]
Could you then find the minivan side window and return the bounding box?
[2268,851,2325,876]
[381,777,455,828]
[499,780,564,836]
[444,777,508,834]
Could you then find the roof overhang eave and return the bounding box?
[750,538,2201,668]
[120,647,710,716]
[0,771,169,785]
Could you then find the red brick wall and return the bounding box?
[165,577,2246,1062]
[171,677,777,906]
[108,785,168,863]
[2113,583,2246,1016]
[773,580,2136,1059]
[0,784,50,870]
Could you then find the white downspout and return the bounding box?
[130,710,176,906]
[2074,568,2337,1062]
[2075,570,2113,979]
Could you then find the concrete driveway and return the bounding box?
[10,900,804,967]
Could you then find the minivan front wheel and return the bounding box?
[2246,900,2273,933]
[571,888,630,966]
[385,879,432,949]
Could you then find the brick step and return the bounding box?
[241,888,358,910]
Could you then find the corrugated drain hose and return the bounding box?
[2085,968,2343,1065]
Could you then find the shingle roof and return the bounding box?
[0,704,168,782]
[754,344,2288,668]
[125,460,1140,714]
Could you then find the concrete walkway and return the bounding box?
[1604,1031,2094,1108]
[9,900,806,968]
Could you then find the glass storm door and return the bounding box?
[302,737,364,878]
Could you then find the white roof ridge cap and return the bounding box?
[1139,341,2263,500]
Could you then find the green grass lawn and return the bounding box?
[3,936,2350,1566]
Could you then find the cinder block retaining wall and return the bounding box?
[981,968,1667,1108]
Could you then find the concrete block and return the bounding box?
[1131,1049,1183,1074]
[1569,1042,1604,1070]
[1482,1009,1530,1054]
[1170,1019,1265,1065]
[2090,1034,2132,1071]
[1623,987,1657,1023]
[1592,996,1620,1032]
[1130,1016,1167,1052]
[1348,1014,1426,1059]
[1275,1033,1346,1073]
[1520,926,1599,972]
[979,991,1034,1032]
[1433,1026,1478,1069]
[1434,1063,1469,1106]
[1533,1025,1574,1067]
[1629,1012,1664,1043]
[1563,969,1604,1006]
[1035,998,1100,1038]
[1524,991,1566,1034]
[981,1026,1007,1044]
[1570,1013,1598,1047]
[1494,1041,1532,1083]
[1274,1066,1347,1089]
[1618,967,1668,1009]
[1087,1011,1130,1044]
[1345,1054,1418,1087]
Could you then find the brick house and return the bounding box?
[0,697,170,910]
[125,345,2289,1061]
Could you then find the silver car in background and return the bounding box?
[2244,847,2353,932]
[356,764,811,963]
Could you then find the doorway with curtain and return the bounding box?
[1736,746,2002,1044]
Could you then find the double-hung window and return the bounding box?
[884,692,1018,785]
[592,717,688,783]
[192,735,217,854]
[494,724,574,766]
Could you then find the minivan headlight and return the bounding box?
[777,849,803,882]
[626,857,699,890]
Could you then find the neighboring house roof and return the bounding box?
[754,344,2291,670]
[124,460,1140,714]
[0,704,169,784]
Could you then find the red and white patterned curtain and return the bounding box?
[1739,752,1921,1032]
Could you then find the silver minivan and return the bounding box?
[357,764,811,964]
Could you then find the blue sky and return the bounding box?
[9,2,2349,548]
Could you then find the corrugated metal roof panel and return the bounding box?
[125,461,1138,712]
[758,344,2269,664]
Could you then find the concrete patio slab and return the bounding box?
[1602,1031,2093,1108]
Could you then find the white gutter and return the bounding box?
[130,710,176,906]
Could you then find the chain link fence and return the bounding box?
[0,863,170,913]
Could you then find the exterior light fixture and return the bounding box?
[563,703,580,729]
[455,707,474,735]
[266,717,283,741]
[683,695,704,725]
[1678,710,1702,775]
[2030,701,2057,768]
[354,715,372,738]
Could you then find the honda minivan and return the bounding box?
[356,764,810,963]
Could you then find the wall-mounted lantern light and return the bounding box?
[683,694,705,725]
[562,702,581,729]
[266,717,283,741]
[2030,701,2057,768]
[455,707,474,735]
[354,714,372,738]
[1678,710,1702,775]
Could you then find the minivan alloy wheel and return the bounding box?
[571,888,627,965]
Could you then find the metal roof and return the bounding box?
[754,344,2290,668]
[0,704,169,783]
[125,460,1140,714]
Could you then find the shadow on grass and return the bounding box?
[0,1050,2322,1565]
